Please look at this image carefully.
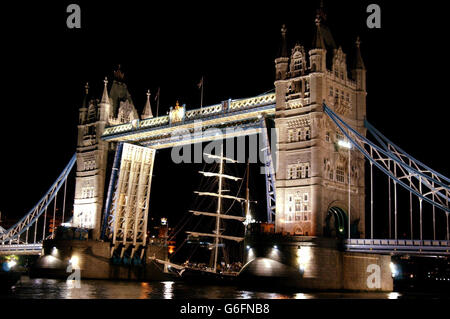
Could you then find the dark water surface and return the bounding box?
[1,276,449,299]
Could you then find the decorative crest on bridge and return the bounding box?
[169,100,186,123]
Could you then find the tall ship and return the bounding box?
[150,146,252,282]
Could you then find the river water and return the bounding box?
[1,276,448,299]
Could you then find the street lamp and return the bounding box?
[338,138,352,239]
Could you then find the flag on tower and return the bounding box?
[198,77,204,108]
[197,76,203,89]
[155,87,160,101]
[155,87,161,117]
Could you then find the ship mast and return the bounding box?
[244,160,250,235]
[186,146,246,273]
[245,160,250,218]
[213,144,224,273]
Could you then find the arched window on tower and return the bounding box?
[288,129,294,143]
[290,44,306,76]
[295,199,302,221]
[336,166,345,183]
[305,126,311,140]
[304,163,310,178]
[332,46,348,82]
[296,166,302,179]
[297,129,303,141]
[87,100,97,123]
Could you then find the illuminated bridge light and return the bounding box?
[338,139,352,149]
[390,262,399,278]
[70,255,80,267]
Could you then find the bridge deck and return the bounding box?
[1,240,448,256]
[0,243,42,255]
[345,239,450,255]
[101,93,276,148]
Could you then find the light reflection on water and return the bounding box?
[0,276,445,299]
[162,281,174,299]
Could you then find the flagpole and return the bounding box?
[156,87,160,117]
[200,76,204,108]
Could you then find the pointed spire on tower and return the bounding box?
[275,24,290,80]
[101,77,109,104]
[141,89,153,119]
[354,36,365,70]
[312,15,326,49]
[316,0,327,22]
[114,64,125,82]
[278,24,288,58]
[82,82,89,108]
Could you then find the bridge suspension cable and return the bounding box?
[0,154,76,247]
[323,103,449,242]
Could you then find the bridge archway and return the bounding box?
[294,226,304,236]
[324,206,348,238]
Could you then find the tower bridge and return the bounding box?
[101,93,276,148]
[1,11,449,291]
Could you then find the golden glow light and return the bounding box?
[51,246,59,256]
[296,246,311,272]
[70,255,79,267]
[243,213,255,226]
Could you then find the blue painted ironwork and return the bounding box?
[365,120,450,184]
[102,93,276,142]
[323,103,450,213]
[365,119,449,206]
[0,154,76,244]
[260,118,276,223]
[327,105,448,193]
[140,118,265,149]
[101,142,124,239]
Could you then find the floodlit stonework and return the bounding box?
[73,15,368,243]
[73,69,141,240]
[274,17,367,238]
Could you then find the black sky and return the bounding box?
[0,1,448,237]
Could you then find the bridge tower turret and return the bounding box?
[274,11,367,238]
[73,78,112,240]
[275,24,289,81]
[352,37,367,123]
[309,16,327,73]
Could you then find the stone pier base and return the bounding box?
[241,236,393,291]
[30,239,169,281]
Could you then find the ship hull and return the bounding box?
[181,267,238,285]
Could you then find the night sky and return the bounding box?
[0,1,448,239]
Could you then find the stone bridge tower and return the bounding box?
[274,14,367,238]
[73,68,140,240]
